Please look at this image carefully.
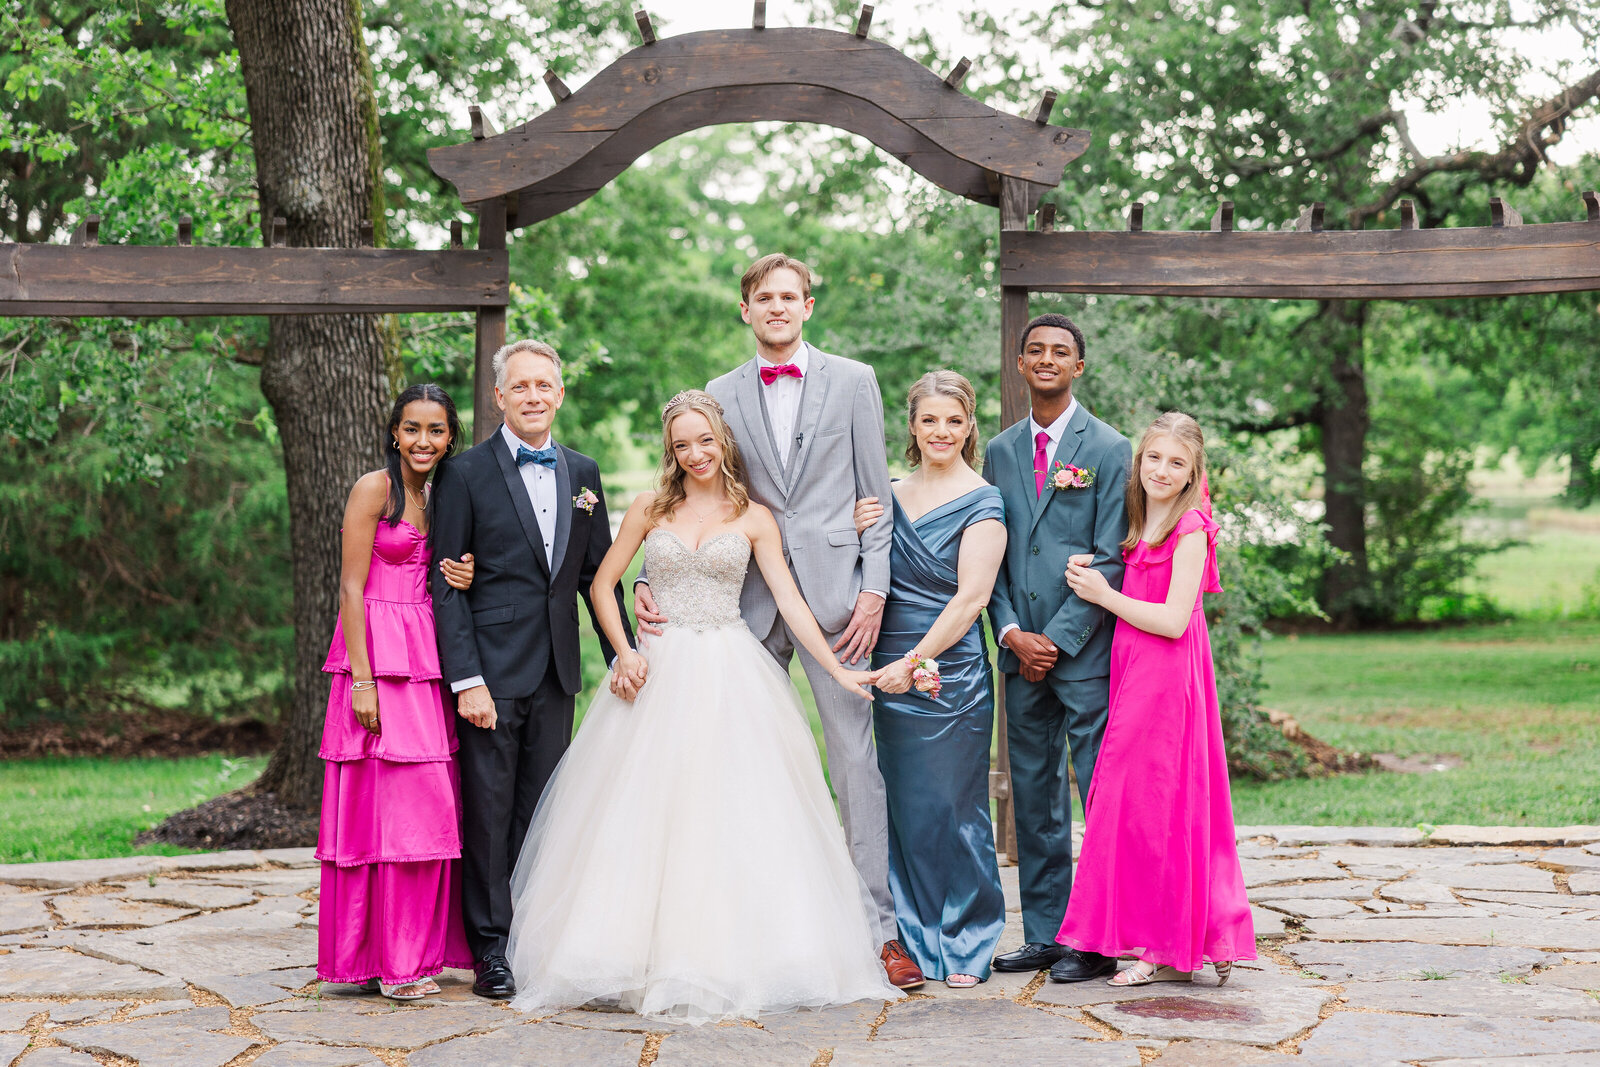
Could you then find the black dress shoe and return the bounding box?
[1048,949,1117,983]
[992,942,1067,972]
[472,956,517,999]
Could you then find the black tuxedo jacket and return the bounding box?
[430,433,630,700]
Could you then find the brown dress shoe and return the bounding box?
[880,939,925,990]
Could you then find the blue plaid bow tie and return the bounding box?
[515,443,558,469]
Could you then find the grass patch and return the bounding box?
[1469,526,1600,618]
[1234,619,1600,826]
[0,754,265,863]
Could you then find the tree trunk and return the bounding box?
[1319,300,1369,628]
[227,0,397,810]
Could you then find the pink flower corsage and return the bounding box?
[1047,461,1096,492]
[903,650,942,701]
[573,486,599,514]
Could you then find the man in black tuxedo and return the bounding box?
[430,338,630,999]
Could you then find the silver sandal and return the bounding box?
[1109,960,1193,986]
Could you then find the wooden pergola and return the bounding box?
[4,8,1599,860]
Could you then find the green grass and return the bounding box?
[1469,526,1600,617]
[1233,619,1600,826]
[0,755,265,864]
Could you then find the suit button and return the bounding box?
[786,510,797,519]
[1029,592,1037,601]
[1031,545,1040,555]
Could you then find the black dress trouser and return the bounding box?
[455,667,573,963]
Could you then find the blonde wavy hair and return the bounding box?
[1123,411,1208,554]
[904,370,980,468]
[648,390,752,524]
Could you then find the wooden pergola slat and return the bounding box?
[1000,219,1600,299]
[0,244,509,317]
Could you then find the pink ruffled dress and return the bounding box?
[317,516,472,985]
[1056,507,1255,972]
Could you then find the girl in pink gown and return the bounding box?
[317,384,474,999]
[1055,412,1254,985]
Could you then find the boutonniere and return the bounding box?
[572,486,599,514]
[1047,461,1096,491]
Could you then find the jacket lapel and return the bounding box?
[733,359,788,500]
[551,445,574,577]
[783,346,832,494]
[1029,402,1090,535]
[492,434,552,577]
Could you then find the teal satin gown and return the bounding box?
[871,486,1007,980]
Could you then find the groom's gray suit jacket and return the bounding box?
[707,345,894,637]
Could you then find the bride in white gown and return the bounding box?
[506,390,899,1023]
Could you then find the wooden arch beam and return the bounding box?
[427,28,1089,227]
[1000,219,1600,299]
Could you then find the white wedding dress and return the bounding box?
[506,528,897,1023]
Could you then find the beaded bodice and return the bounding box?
[644,529,749,631]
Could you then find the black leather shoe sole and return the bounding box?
[992,945,1066,972]
[1048,953,1117,983]
[472,978,517,999]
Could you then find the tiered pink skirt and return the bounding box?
[316,598,472,984]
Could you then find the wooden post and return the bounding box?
[474,197,509,443]
[993,175,1032,866]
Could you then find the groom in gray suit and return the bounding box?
[635,253,922,989]
[983,313,1131,982]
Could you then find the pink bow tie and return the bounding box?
[760,363,803,386]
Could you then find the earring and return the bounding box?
[392,437,399,449]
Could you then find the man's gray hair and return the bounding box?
[492,339,563,389]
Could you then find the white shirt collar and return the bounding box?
[500,421,553,456]
[756,341,810,373]
[1029,397,1079,444]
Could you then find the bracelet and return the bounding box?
[351,680,377,692]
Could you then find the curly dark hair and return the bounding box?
[1018,313,1086,362]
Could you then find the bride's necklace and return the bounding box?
[682,497,720,524]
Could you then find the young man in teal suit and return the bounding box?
[983,313,1132,982]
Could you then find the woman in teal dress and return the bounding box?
[856,371,1008,988]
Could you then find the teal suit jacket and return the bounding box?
[983,404,1132,681]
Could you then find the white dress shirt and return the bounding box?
[998,398,1079,644]
[756,342,809,463]
[501,422,559,570]
[450,424,559,695]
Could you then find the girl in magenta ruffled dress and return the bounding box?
[317,384,474,999]
[1055,411,1254,986]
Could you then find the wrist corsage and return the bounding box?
[903,649,942,700]
[1047,461,1096,492]
[573,486,599,514]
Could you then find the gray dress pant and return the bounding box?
[761,616,897,946]
[1003,670,1110,945]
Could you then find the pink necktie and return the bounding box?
[1034,430,1050,498]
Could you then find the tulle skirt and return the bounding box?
[506,623,896,1023]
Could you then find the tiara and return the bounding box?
[660,389,722,420]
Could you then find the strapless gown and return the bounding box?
[506,528,896,1023]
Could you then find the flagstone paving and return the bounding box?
[0,826,1598,1065]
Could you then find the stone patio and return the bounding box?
[1,826,1598,1065]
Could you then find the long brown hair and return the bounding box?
[1122,411,1208,554]
[647,390,752,524]
[904,370,980,468]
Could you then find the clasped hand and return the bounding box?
[608,649,649,701]
[1064,553,1111,604]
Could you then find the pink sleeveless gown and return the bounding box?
[317,517,472,984]
[1056,507,1255,971]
